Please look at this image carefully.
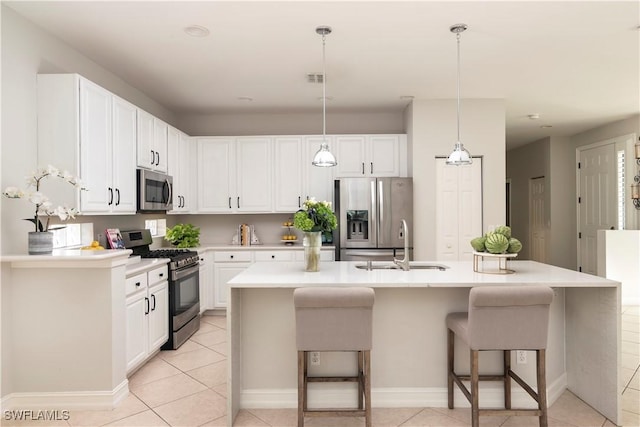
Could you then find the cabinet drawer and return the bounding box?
[126,273,148,296]
[214,251,252,262]
[254,251,295,262]
[148,265,168,285]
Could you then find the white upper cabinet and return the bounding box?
[168,126,193,213]
[335,135,403,177]
[197,137,272,213]
[137,109,168,173]
[37,74,137,214]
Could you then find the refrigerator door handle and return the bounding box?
[370,179,377,247]
[378,180,384,234]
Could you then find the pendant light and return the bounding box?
[446,23,472,166]
[312,26,337,167]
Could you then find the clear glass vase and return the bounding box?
[303,231,322,272]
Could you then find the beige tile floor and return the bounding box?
[3,307,639,427]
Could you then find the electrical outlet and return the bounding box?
[310,352,320,366]
[516,350,527,364]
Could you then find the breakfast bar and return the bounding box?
[227,260,621,426]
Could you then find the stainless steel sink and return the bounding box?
[355,262,449,271]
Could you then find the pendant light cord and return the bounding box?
[322,32,327,141]
[456,31,461,144]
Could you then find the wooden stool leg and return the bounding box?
[358,351,364,410]
[447,328,454,409]
[364,350,372,427]
[537,349,548,427]
[504,350,511,409]
[298,351,305,427]
[471,349,479,427]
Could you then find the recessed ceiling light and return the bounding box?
[184,25,210,37]
[528,114,540,120]
[540,125,553,129]
[237,96,253,102]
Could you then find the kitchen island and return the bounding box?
[227,260,621,426]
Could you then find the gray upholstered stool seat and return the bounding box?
[294,287,375,427]
[447,285,554,427]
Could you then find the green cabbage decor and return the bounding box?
[485,233,509,254]
[494,225,512,239]
[507,237,523,253]
[470,236,486,252]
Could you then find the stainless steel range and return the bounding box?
[121,229,200,350]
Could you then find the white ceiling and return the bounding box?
[5,1,640,149]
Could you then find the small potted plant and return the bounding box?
[165,223,200,248]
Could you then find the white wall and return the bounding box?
[549,136,576,269]
[597,230,640,305]
[177,111,404,136]
[409,99,506,260]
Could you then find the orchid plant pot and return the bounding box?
[28,231,54,255]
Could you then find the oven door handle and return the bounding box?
[171,263,200,281]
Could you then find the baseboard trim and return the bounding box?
[1,380,129,411]
[240,374,568,409]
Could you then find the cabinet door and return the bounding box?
[148,281,169,352]
[197,138,235,212]
[153,119,168,173]
[198,253,213,312]
[305,137,335,203]
[213,263,250,308]
[125,290,147,374]
[137,109,155,170]
[236,137,273,212]
[167,126,182,213]
[274,137,304,212]
[368,135,400,177]
[79,78,113,213]
[111,97,137,213]
[335,136,367,177]
[179,133,194,212]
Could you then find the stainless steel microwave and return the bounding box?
[137,169,173,212]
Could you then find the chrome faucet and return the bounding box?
[393,219,410,271]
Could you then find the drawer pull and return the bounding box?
[135,282,141,287]
[271,255,275,259]
[230,255,234,259]
[159,273,164,278]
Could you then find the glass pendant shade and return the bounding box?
[312,141,337,167]
[446,142,472,165]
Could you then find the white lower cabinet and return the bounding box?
[208,248,335,309]
[198,251,213,313]
[125,264,169,375]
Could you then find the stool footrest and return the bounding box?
[305,409,366,418]
[480,409,542,417]
[456,374,506,381]
[307,376,360,383]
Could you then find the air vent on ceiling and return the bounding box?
[306,73,324,83]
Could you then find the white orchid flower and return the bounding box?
[3,187,25,198]
[28,191,48,205]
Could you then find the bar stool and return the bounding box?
[446,285,554,427]
[293,287,375,427]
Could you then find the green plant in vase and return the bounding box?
[294,198,337,272]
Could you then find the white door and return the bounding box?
[79,78,112,213]
[335,136,367,177]
[578,144,617,274]
[197,138,235,212]
[236,137,273,212]
[147,281,169,352]
[136,109,155,170]
[214,263,250,308]
[125,290,147,373]
[153,119,168,173]
[529,177,547,263]
[274,137,304,212]
[435,158,482,261]
[368,135,400,177]
[111,97,137,213]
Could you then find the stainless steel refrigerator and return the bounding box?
[334,178,413,261]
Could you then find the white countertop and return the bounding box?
[1,249,133,268]
[125,257,170,276]
[195,243,335,252]
[229,260,620,288]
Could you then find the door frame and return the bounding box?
[575,133,636,271]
